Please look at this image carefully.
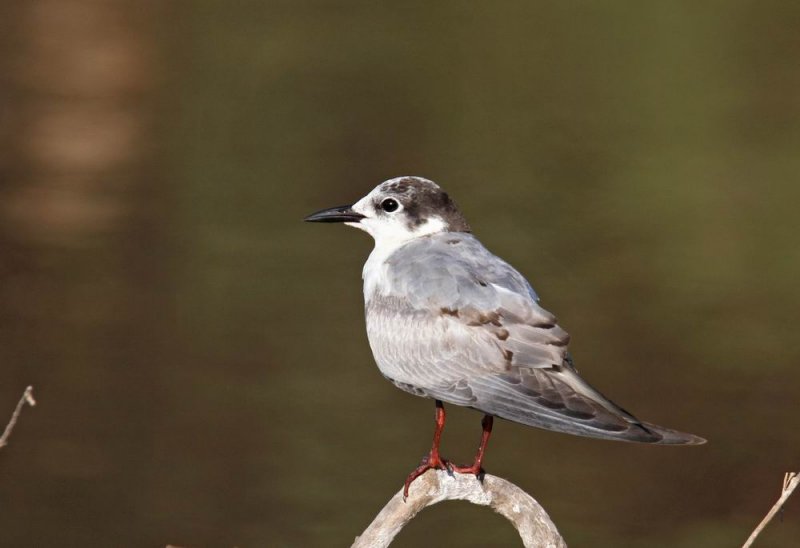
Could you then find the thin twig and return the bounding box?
[742,472,799,548]
[0,386,36,449]
[352,469,566,548]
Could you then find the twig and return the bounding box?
[352,469,566,548]
[0,386,36,449]
[742,472,799,548]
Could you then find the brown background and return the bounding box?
[1,1,798,546]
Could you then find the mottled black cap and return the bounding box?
[376,177,471,232]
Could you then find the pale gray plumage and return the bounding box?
[305,176,705,446]
[365,232,692,443]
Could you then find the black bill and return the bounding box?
[304,204,365,223]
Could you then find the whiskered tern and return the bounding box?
[305,176,705,499]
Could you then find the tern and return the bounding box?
[305,176,705,499]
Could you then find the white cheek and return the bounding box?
[371,217,410,240]
[348,198,376,234]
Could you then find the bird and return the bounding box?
[305,176,705,499]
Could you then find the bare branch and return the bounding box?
[742,472,799,548]
[352,469,566,548]
[0,386,36,449]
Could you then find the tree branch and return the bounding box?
[742,471,799,548]
[0,386,36,449]
[352,469,566,548]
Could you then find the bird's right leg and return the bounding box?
[403,399,449,500]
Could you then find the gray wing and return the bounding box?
[367,233,704,445]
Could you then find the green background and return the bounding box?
[1,1,798,546]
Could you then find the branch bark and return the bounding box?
[742,472,799,548]
[352,469,566,548]
[0,386,36,449]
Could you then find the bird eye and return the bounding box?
[381,198,399,212]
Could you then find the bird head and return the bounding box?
[304,176,470,248]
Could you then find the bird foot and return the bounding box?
[449,462,486,481]
[403,453,450,500]
[403,455,488,500]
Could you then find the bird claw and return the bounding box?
[404,455,490,500]
[449,463,486,481]
[403,452,450,501]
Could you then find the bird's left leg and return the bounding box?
[451,414,493,479]
[403,400,449,500]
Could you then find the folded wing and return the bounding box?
[367,233,704,445]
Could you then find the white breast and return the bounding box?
[364,239,415,299]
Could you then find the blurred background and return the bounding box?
[1,1,798,546]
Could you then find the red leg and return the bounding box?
[451,414,493,478]
[403,400,449,500]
